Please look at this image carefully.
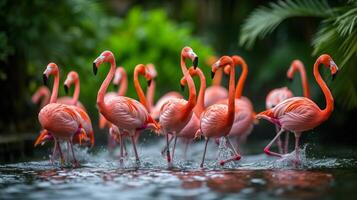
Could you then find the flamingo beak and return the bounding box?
[43,74,48,85]
[93,63,97,75]
[288,77,292,82]
[34,130,51,147]
[147,79,152,87]
[211,71,215,79]
[332,71,338,81]
[180,83,185,91]
[64,85,69,94]
[193,57,198,69]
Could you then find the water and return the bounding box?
[1,139,356,200]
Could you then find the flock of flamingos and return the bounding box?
[32,46,338,168]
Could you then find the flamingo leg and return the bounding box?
[119,133,124,161]
[165,133,172,163]
[172,136,178,160]
[131,134,140,163]
[220,136,242,166]
[51,141,58,165]
[56,140,65,166]
[284,131,290,154]
[264,128,285,157]
[161,136,174,155]
[68,140,79,167]
[123,138,128,157]
[294,132,301,164]
[200,137,209,168]
[275,125,283,154]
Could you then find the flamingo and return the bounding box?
[195,56,241,168]
[204,56,228,107]
[174,66,206,159]
[159,46,198,164]
[145,64,183,120]
[265,59,310,153]
[257,54,338,163]
[218,56,256,146]
[32,86,51,109]
[36,63,88,167]
[93,50,160,163]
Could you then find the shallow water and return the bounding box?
[1,139,357,200]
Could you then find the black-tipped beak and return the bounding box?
[180,84,185,92]
[93,63,97,75]
[147,79,152,87]
[64,85,69,94]
[193,57,198,69]
[288,77,292,82]
[332,71,338,81]
[43,74,48,85]
[211,71,215,79]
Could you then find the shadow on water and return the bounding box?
[1,138,357,200]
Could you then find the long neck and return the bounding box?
[50,71,59,103]
[146,79,155,110]
[296,61,311,98]
[97,58,116,110]
[235,59,248,99]
[41,90,50,108]
[134,69,150,111]
[118,71,128,96]
[226,63,236,127]
[193,70,206,116]
[72,79,80,105]
[212,68,223,86]
[313,61,333,119]
[181,56,196,119]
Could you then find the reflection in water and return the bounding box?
[0,141,356,200]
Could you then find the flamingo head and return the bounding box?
[113,67,125,86]
[43,63,59,85]
[31,86,50,105]
[211,56,233,79]
[319,54,339,80]
[93,50,114,75]
[182,46,198,69]
[146,63,157,79]
[287,60,303,81]
[135,64,153,87]
[64,71,79,94]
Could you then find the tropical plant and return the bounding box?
[240,0,357,109]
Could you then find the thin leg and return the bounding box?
[119,133,124,161]
[172,136,178,160]
[284,131,290,154]
[123,139,128,157]
[51,141,58,165]
[56,140,65,166]
[161,136,174,155]
[275,125,283,154]
[69,140,79,167]
[131,134,140,163]
[200,138,209,168]
[264,129,285,157]
[294,132,301,164]
[220,136,242,166]
[166,133,171,163]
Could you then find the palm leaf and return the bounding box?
[239,0,332,49]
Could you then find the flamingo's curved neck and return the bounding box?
[72,78,80,105]
[146,79,155,111]
[295,60,311,98]
[118,70,128,96]
[50,70,59,103]
[181,55,196,119]
[226,63,235,127]
[97,57,116,111]
[313,60,333,119]
[193,69,206,116]
[212,68,223,86]
[134,67,150,111]
[235,58,248,99]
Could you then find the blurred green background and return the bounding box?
[0,0,356,154]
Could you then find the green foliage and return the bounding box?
[101,7,214,100]
[239,0,357,109]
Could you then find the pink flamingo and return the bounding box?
[159,46,198,164]
[265,59,310,153]
[204,56,228,108]
[195,56,241,168]
[93,50,160,163]
[257,54,338,163]
[36,63,88,167]
[174,66,206,159]
[32,86,51,108]
[218,56,256,146]
[146,64,183,120]
[63,71,94,147]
